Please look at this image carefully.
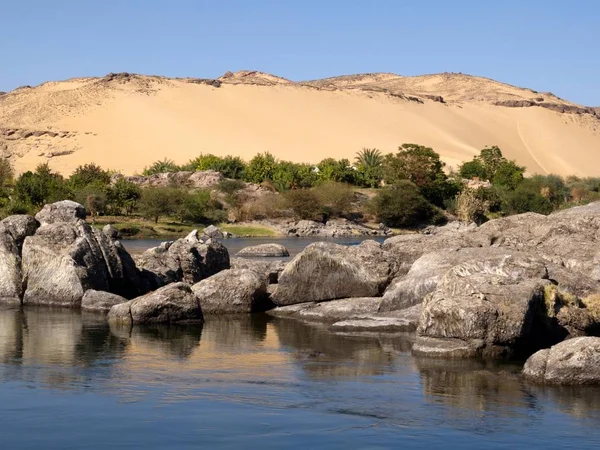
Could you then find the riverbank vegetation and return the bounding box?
[1,144,599,236]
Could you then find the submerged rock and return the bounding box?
[271,240,398,306]
[108,282,203,325]
[523,337,600,385]
[237,243,289,257]
[192,268,269,314]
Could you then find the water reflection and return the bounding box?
[0,306,599,429]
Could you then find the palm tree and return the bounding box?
[355,148,383,169]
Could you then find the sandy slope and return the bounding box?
[0,71,599,176]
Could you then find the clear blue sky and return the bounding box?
[1,0,599,105]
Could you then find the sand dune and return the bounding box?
[0,71,599,176]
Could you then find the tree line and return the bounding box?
[1,144,600,229]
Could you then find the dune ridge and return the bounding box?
[0,70,599,176]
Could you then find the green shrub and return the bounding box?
[14,163,72,207]
[187,154,247,179]
[317,158,357,184]
[370,180,441,228]
[283,189,324,220]
[0,158,14,188]
[106,178,142,215]
[314,181,354,219]
[142,159,181,176]
[505,185,553,215]
[245,152,278,184]
[69,163,111,189]
[139,187,184,223]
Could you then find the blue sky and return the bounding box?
[1,0,598,104]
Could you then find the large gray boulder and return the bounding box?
[191,268,269,314]
[81,289,127,312]
[271,240,398,306]
[108,282,203,325]
[21,219,113,306]
[0,215,39,302]
[237,243,289,257]
[35,200,87,225]
[136,231,230,288]
[379,247,485,313]
[523,337,600,385]
[414,250,559,359]
[20,201,145,307]
[230,257,286,284]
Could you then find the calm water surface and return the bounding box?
[1,307,600,449]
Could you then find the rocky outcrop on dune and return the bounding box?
[0,126,78,159]
[218,70,292,86]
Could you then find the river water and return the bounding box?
[1,307,600,449]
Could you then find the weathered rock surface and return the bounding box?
[523,337,600,385]
[136,232,230,288]
[202,225,223,239]
[380,248,484,313]
[35,200,87,225]
[237,243,289,257]
[330,304,422,333]
[414,250,558,359]
[108,282,203,325]
[230,257,286,284]
[268,297,382,322]
[273,218,386,237]
[271,240,398,306]
[192,269,269,314]
[81,289,127,312]
[0,215,39,302]
[20,201,146,307]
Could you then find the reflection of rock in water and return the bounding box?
[526,384,600,422]
[200,314,269,351]
[109,322,203,359]
[0,307,130,388]
[271,317,415,378]
[415,357,534,415]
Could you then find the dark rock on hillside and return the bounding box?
[192,269,269,314]
[108,282,203,325]
[523,337,600,385]
[237,243,289,257]
[271,240,399,306]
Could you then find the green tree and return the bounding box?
[492,160,525,190]
[14,163,71,207]
[383,144,458,207]
[458,159,487,180]
[370,180,442,228]
[505,185,553,215]
[187,154,247,179]
[139,187,183,223]
[316,158,357,184]
[355,148,383,187]
[106,178,142,215]
[69,163,111,189]
[245,152,278,184]
[272,161,318,191]
[142,159,181,176]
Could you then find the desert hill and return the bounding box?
[1,70,599,176]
